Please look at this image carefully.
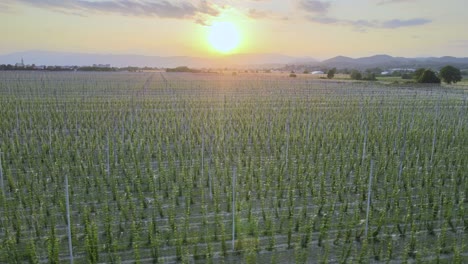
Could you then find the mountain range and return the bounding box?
[1,51,467,70]
[0,50,316,68]
[318,54,468,70]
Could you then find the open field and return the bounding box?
[0,71,467,263]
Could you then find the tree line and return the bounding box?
[342,65,462,84]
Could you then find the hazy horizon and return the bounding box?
[1,0,467,59]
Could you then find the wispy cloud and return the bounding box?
[0,1,14,12]
[247,8,271,19]
[1,0,223,25]
[307,16,431,30]
[381,18,430,28]
[299,0,331,14]
[246,8,287,20]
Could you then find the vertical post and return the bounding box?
[365,159,375,237]
[65,174,73,263]
[362,123,368,164]
[285,122,290,178]
[48,119,52,159]
[106,132,110,178]
[0,151,4,194]
[201,127,204,190]
[232,166,236,251]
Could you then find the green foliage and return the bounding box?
[166,66,200,73]
[47,227,59,264]
[85,217,99,264]
[0,71,466,263]
[350,70,362,80]
[417,69,441,84]
[27,239,39,264]
[362,72,377,81]
[439,65,462,84]
[78,66,115,72]
[366,67,383,75]
[401,73,413,79]
[327,68,337,79]
[413,68,426,80]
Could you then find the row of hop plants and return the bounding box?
[0,71,467,263]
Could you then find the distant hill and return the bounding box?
[0,50,316,68]
[319,54,468,70]
[2,51,467,70]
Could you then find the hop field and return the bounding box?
[0,71,467,263]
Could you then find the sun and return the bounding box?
[208,21,240,53]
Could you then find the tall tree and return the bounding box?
[350,70,362,80]
[417,69,441,84]
[413,68,426,80]
[327,68,337,79]
[439,65,462,84]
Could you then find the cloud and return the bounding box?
[299,0,331,14]
[0,2,11,12]
[198,0,221,16]
[246,7,289,20]
[308,16,337,24]
[307,15,431,30]
[247,8,271,19]
[2,0,223,24]
[381,18,431,28]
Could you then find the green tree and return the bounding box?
[439,65,462,84]
[363,73,376,81]
[417,69,440,84]
[350,70,362,80]
[327,68,337,79]
[413,68,426,80]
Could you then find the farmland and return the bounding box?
[0,71,467,263]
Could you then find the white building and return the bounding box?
[15,58,24,67]
[311,71,325,75]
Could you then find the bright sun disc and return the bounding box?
[208,21,240,53]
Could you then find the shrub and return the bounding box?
[362,73,376,81]
[350,70,362,80]
[327,68,337,79]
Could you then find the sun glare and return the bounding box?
[208,21,240,53]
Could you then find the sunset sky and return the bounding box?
[1,0,467,59]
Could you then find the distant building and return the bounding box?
[381,71,390,75]
[93,64,111,68]
[390,68,416,73]
[15,58,25,68]
[311,71,324,75]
